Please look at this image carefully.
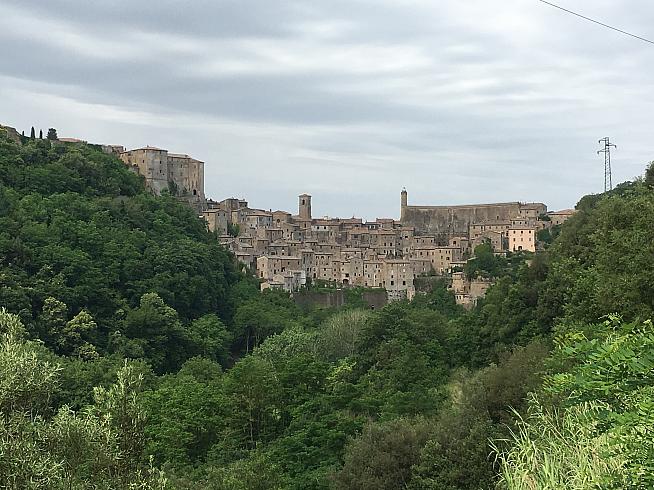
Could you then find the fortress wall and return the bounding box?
[401,202,522,235]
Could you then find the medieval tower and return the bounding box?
[401,188,408,221]
[299,193,312,221]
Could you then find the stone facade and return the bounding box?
[401,193,546,238]
[451,272,493,308]
[120,146,206,210]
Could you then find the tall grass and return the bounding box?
[492,395,623,490]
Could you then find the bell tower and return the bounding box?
[299,193,312,221]
[400,188,408,221]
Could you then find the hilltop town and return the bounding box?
[1,124,575,306]
[205,192,574,305]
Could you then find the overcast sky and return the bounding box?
[1,0,653,219]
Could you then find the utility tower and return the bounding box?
[597,137,616,192]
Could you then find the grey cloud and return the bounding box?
[1,0,653,219]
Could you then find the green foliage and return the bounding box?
[226,222,240,237]
[544,316,654,488]
[546,183,654,323]
[354,302,449,417]
[186,314,232,366]
[332,417,433,490]
[410,280,462,318]
[2,133,653,488]
[496,316,654,489]
[142,359,225,470]
[316,308,371,361]
[59,309,99,358]
[409,407,498,490]
[0,307,60,414]
[120,292,188,373]
[0,136,241,356]
[202,450,287,489]
[0,309,167,489]
[232,289,300,354]
[464,242,506,279]
[407,342,548,490]
[646,161,654,188]
[536,224,561,246]
[495,397,621,490]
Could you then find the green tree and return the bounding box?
[410,407,497,490]
[646,161,654,188]
[219,356,283,454]
[204,450,287,490]
[0,309,167,489]
[142,359,225,469]
[317,308,371,361]
[232,291,299,354]
[464,242,506,279]
[46,128,58,140]
[332,417,433,490]
[227,222,240,237]
[122,292,188,373]
[58,309,98,358]
[186,314,231,366]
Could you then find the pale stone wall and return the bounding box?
[402,202,524,236]
[400,190,546,236]
[203,208,228,235]
[120,147,169,195]
[120,147,206,210]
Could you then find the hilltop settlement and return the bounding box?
[1,125,575,306]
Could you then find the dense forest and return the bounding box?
[1,129,653,489]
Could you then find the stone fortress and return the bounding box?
[0,123,576,306]
[118,146,206,210]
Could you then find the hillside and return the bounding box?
[1,129,654,489]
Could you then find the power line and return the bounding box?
[538,0,654,45]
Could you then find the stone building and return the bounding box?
[120,146,205,209]
[203,208,228,235]
[508,226,536,252]
[547,209,576,226]
[451,272,493,308]
[400,189,546,237]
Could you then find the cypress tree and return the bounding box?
[39,129,43,139]
[30,127,35,139]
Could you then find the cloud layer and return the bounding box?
[1,0,653,218]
